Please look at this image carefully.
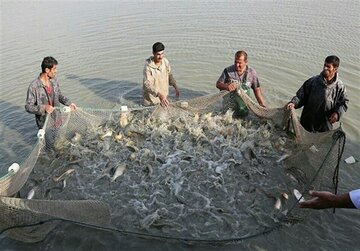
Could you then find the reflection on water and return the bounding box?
[0,0,359,250]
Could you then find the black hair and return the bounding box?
[235,50,248,61]
[325,55,340,68]
[152,42,165,53]
[41,56,58,73]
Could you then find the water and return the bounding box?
[1,0,359,250]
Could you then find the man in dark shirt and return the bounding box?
[25,56,76,129]
[286,55,349,132]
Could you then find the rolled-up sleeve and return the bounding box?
[349,189,360,209]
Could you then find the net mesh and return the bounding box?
[0,89,345,243]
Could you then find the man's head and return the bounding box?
[152,42,165,64]
[234,51,248,73]
[322,55,340,80]
[41,56,58,79]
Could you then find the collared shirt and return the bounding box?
[217,65,260,90]
[25,76,71,129]
[143,56,177,106]
[217,65,260,116]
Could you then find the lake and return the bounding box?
[0,0,359,250]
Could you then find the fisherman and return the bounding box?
[216,50,266,117]
[25,56,77,129]
[286,55,349,132]
[143,42,180,107]
[299,189,360,209]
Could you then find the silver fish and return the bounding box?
[71,132,82,143]
[100,130,113,139]
[119,113,129,128]
[281,192,289,200]
[309,145,319,153]
[274,197,282,210]
[293,189,305,202]
[111,164,126,182]
[26,188,36,200]
[114,132,123,142]
[276,153,291,163]
[53,169,75,182]
[140,209,161,229]
[145,164,153,177]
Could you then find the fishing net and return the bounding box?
[0,89,345,244]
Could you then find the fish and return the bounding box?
[293,189,306,202]
[144,164,153,177]
[53,169,75,182]
[129,152,137,161]
[276,153,291,163]
[71,132,82,143]
[140,209,161,229]
[242,147,257,161]
[274,197,282,210]
[309,145,319,153]
[181,155,193,161]
[111,164,126,182]
[29,102,312,237]
[26,188,36,199]
[193,113,200,122]
[201,112,213,122]
[126,144,139,152]
[281,192,289,200]
[256,187,284,210]
[119,113,129,128]
[100,130,113,139]
[287,173,299,184]
[96,160,116,180]
[114,132,123,142]
[180,101,189,109]
[53,138,71,152]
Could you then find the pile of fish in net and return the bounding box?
[18,107,303,240]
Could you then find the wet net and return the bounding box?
[0,89,345,244]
